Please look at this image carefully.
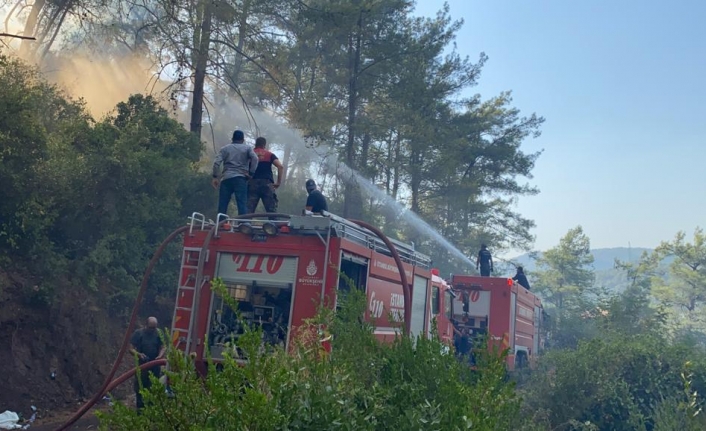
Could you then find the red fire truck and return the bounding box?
[169,211,455,367]
[448,274,545,370]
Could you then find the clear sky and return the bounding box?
[413,0,706,252]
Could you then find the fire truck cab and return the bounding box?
[449,275,544,371]
[170,212,454,367]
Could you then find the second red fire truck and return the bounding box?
[170,211,544,370]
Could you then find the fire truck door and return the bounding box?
[410,275,428,339]
[533,306,541,355]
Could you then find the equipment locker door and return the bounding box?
[410,275,428,339]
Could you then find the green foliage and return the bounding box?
[652,228,706,328]
[533,226,595,310]
[652,363,706,431]
[521,331,706,431]
[0,54,212,307]
[0,53,87,257]
[99,286,521,430]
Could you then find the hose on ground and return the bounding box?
[54,226,189,431]
[101,359,168,394]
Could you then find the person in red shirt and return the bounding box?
[247,137,284,213]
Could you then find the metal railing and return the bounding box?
[187,211,432,269]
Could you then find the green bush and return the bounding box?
[520,332,706,431]
[0,53,213,307]
[98,288,521,431]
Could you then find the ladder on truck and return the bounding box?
[170,245,209,355]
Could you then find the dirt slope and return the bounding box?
[0,270,137,422]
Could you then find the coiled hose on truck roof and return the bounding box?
[54,213,411,430]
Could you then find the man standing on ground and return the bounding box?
[476,244,493,277]
[247,137,284,213]
[305,179,328,214]
[130,317,166,411]
[212,130,258,219]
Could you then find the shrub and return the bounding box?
[99,288,521,431]
[520,333,706,431]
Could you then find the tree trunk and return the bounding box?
[232,0,251,83]
[410,146,421,212]
[385,132,393,194]
[360,132,371,176]
[190,0,213,138]
[392,133,401,199]
[20,0,45,58]
[40,1,72,60]
[342,11,363,219]
[281,142,292,187]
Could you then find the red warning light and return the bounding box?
[507,278,513,286]
[431,268,440,276]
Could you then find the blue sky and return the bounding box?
[413,0,706,252]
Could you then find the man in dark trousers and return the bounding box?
[247,137,284,213]
[476,244,493,277]
[513,266,531,290]
[212,130,258,220]
[305,179,328,213]
[130,317,166,411]
[454,327,472,359]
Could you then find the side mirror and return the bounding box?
[463,293,469,313]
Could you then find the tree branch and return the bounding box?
[209,37,291,98]
[0,33,36,40]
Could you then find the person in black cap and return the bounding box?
[212,130,258,219]
[476,244,493,277]
[305,179,328,214]
[513,266,531,290]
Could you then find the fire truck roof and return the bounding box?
[188,211,433,269]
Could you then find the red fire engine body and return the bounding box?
[448,274,544,370]
[170,212,454,367]
[169,212,544,371]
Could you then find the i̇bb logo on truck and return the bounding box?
[469,290,480,303]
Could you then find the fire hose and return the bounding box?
[349,219,411,336]
[54,213,410,430]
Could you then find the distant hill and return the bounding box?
[507,247,654,272]
[505,247,656,293]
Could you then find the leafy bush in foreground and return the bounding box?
[519,332,706,431]
[99,289,520,431]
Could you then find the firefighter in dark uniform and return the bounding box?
[476,244,493,277]
[305,179,328,213]
[513,266,531,290]
[247,137,284,213]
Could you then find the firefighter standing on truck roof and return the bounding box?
[247,137,284,214]
[476,244,493,277]
[212,130,258,220]
[305,179,328,214]
[513,266,531,290]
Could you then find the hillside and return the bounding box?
[509,247,654,272]
[507,247,656,292]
